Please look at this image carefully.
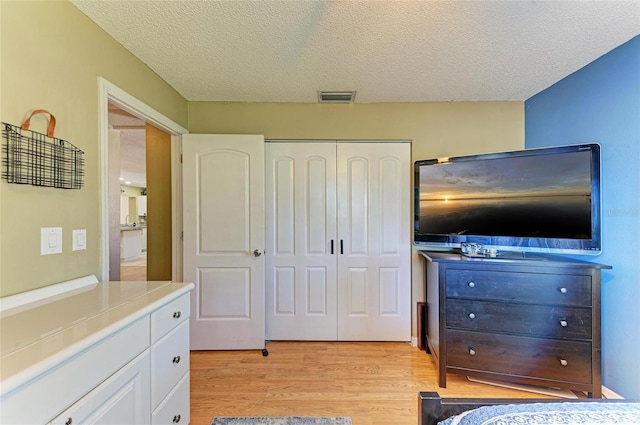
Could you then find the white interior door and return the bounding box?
[183,134,265,350]
[265,142,338,340]
[337,142,411,341]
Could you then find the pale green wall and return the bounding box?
[188,101,525,336]
[0,1,187,296]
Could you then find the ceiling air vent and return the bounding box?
[317,91,356,103]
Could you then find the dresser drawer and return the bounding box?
[152,372,189,425]
[446,299,592,339]
[151,320,190,409]
[445,269,592,306]
[447,329,592,384]
[151,293,190,344]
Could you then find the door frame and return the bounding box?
[98,78,188,282]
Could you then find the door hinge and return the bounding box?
[181,231,183,241]
[180,154,183,163]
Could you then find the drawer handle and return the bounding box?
[559,287,568,294]
[469,348,476,356]
[468,313,476,320]
[65,418,73,425]
[467,281,475,288]
[173,311,182,319]
[173,414,182,423]
[559,358,568,367]
[559,319,568,327]
[172,355,181,364]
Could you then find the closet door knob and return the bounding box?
[560,287,568,294]
[252,249,264,257]
[172,355,181,364]
[173,414,182,423]
[467,281,475,288]
[560,358,568,367]
[468,313,476,320]
[173,311,181,319]
[469,348,476,356]
[559,320,568,327]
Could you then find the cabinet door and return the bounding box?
[49,350,151,425]
[265,142,338,340]
[137,196,147,216]
[337,142,411,341]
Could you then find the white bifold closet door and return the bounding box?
[265,141,411,341]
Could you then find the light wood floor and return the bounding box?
[190,341,558,425]
[120,253,146,281]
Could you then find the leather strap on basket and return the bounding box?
[21,109,56,138]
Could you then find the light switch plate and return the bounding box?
[72,229,87,251]
[41,227,62,255]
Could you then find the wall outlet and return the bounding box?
[41,227,62,255]
[73,229,87,251]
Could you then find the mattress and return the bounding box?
[438,401,640,425]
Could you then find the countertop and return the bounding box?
[120,226,144,231]
[0,280,194,397]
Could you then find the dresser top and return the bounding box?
[418,250,611,269]
[0,280,193,396]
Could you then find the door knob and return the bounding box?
[252,249,264,257]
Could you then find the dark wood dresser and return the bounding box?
[419,250,611,398]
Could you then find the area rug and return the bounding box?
[211,417,352,425]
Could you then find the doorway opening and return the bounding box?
[109,104,148,280]
[98,78,187,283]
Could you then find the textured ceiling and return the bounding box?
[72,0,640,103]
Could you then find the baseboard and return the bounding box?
[411,336,418,347]
[601,386,624,399]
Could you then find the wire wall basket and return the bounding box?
[2,111,84,189]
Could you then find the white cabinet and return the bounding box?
[49,350,151,425]
[137,195,147,216]
[265,141,411,341]
[0,281,193,425]
[150,294,191,424]
[142,227,147,252]
[121,228,143,260]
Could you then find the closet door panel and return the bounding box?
[266,143,338,340]
[337,142,411,341]
[346,157,369,255]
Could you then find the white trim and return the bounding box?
[602,386,624,399]
[0,275,99,316]
[98,77,188,281]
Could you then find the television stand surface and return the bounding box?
[419,250,610,398]
[455,249,548,260]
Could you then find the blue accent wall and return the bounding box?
[525,35,640,398]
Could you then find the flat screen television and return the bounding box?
[414,143,602,256]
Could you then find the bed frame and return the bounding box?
[418,391,633,425]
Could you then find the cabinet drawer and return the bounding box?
[447,329,592,384]
[151,320,190,409]
[446,299,592,339]
[445,269,592,306]
[152,372,190,425]
[151,293,190,343]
